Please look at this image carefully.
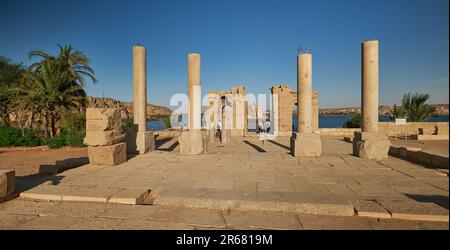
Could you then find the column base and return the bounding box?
[178,130,208,155]
[88,142,126,166]
[220,129,231,144]
[353,131,390,160]
[290,132,322,157]
[126,131,155,154]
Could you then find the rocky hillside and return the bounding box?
[319,104,449,116]
[86,96,172,120]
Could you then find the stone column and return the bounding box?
[127,46,155,155]
[298,53,313,133]
[312,91,319,130]
[290,50,321,157]
[353,40,389,160]
[361,40,379,133]
[188,53,201,130]
[136,47,147,134]
[178,53,208,154]
[132,46,142,125]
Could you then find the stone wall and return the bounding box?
[318,122,449,137]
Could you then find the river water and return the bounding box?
[147,115,449,131]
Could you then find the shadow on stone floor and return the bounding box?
[15,174,65,194]
[38,157,89,175]
[267,139,290,151]
[404,194,449,209]
[243,140,266,153]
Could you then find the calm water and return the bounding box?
[147,115,449,131]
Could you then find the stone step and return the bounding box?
[150,187,355,217]
[19,183,151,205]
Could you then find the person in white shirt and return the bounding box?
[265,120,271,134]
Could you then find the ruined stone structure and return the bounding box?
[270,85,319,137]
[206,86,249,143]
[85,108,127,166]
[0,169,15,202]
[352,40,390,160]
[127,46,155,154]
[178,53,208,154]
[290,50,322,157]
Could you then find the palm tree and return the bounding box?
[0,57,25,127]
[28,44,97,86]
[15,60,86,137]
[401,92,436,122]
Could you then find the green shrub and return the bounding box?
[0,127,22,146]
[123,118,135,135]
[343,113,361,128]
[19,129,41,147]
[45,136,65,149]
[161,116,171,129]
[0,127,41,147]
[62,129,85,147]
[60,111,86,147]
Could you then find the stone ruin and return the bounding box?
[84,108,126,166]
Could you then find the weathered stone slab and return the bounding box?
[152,188,354,217]
[84,130,125,146]
[88,142,127,166]
[86,108,121,121]
[178,130,208,155]
[86,119,122,131]
[352,200,391,219]
[290,132,322,157]
[378,200,449,222]
[108,188,152,205]
[20,184,79,201]
[62,187,123,203]
[0,170,15,201]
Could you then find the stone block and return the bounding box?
[137,131,155,154]
[352,131,390,160]
[0,170,15,201]
[86,108,121,121]
[407,150,432,165]
[290,132,322,158]
[84,130,125,146]
[88,142,126,166]
[431,154,449,169]
[86,119,122,131]
[178,130,208,155]
[126,131,155,154]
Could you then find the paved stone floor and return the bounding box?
[3,136,449,229]
[0,200,448,229]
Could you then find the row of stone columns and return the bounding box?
[131,41,388,159]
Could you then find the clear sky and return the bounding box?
[1,0,448,108]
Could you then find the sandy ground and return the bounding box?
[390,139,449,156]
[0,146,87,176]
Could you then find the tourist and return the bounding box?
[216,121,222,138]
[265,120,271,133]
[257,120,264,134]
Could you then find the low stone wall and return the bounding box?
[379,122,449,136]
[319,122,449,137]
[319,128,361,137]
[389,145,449,169]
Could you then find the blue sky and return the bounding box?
[1,0,448,108]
